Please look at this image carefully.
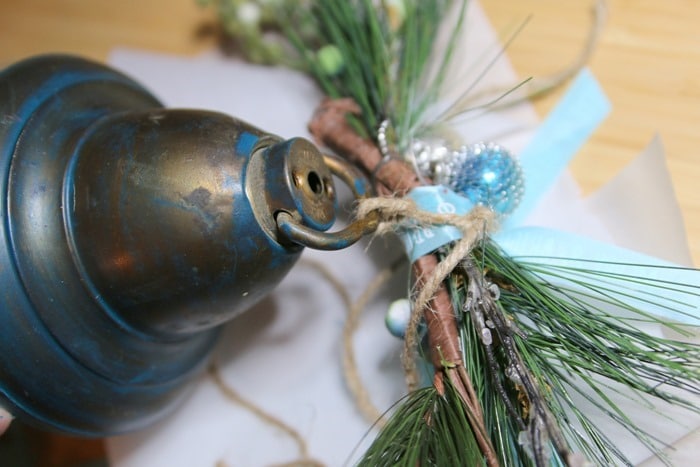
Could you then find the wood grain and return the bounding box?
[481,0,700,265]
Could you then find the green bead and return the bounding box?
[316,45,344,76]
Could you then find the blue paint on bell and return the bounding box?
[235,130,259,155]
[451,143,524,216]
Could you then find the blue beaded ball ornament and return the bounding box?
[414,141,524,216]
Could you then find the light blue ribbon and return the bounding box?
[504,68,611,228]
[495,227,700,325]
[402,68,609,261]
[400,186,474,262]
[398,69,699,324]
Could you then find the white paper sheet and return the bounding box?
[106,2,698,465]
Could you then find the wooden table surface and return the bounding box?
[1,0,698,265]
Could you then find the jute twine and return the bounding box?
[308,197,496,425]
[355,197,496,390]
[301,258,393,427]
[208,197,495,466]
[209,361,325,467]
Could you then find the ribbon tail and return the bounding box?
[494,226,700,326]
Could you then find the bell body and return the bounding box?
[0,56,337,435]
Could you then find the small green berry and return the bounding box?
[316,45,344,76]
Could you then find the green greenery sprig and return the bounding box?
[364,241,699,466]
[358,383,484,466]
[459,242,699,465]
[198,0,321,65]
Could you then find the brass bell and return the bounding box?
[0,55,372,435]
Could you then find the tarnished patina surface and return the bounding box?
[0,55,337,435]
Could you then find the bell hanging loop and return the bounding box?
[275,153,379,250]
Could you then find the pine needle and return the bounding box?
[282,0,466,146]
[357,383,484,466]
[459,241,700,466]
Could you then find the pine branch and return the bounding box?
[278,2,700,466]
[467,241,700,465]
[358,383,484,466]
[286,0,465,147]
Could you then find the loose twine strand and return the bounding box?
[341,264,396,427]
[209,362,325,467]
[208,256,393,467]
[300,257,393,427]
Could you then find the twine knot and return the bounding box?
[355,196,497,390]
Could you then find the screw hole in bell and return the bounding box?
[307,171,323,195]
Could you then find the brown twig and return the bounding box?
[309,98,499,467]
